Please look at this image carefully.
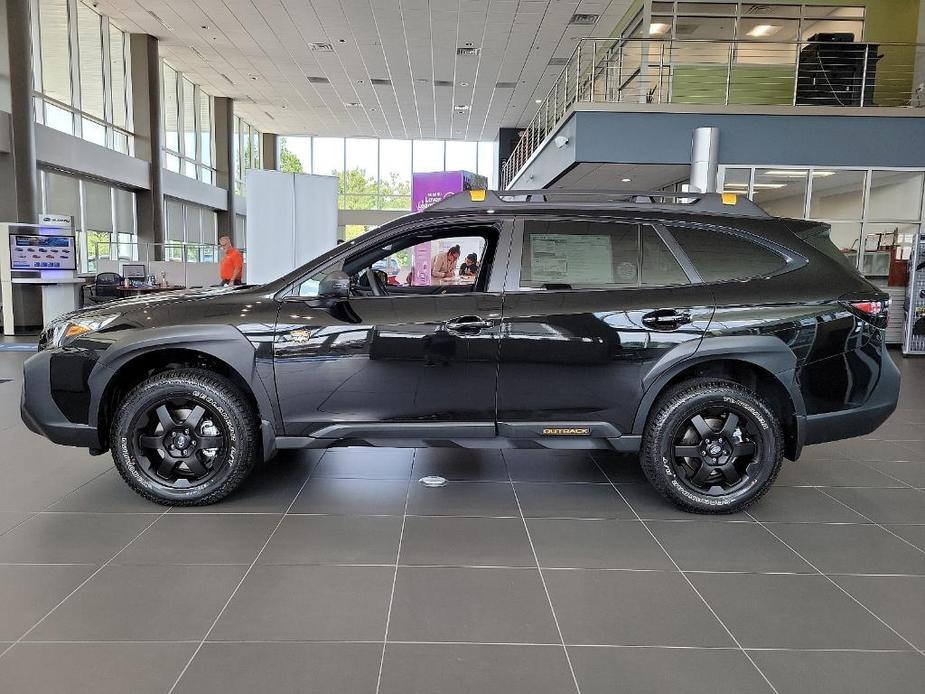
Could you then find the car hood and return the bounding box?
[52,285,253,324]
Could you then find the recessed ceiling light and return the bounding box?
[621,178,632,182]
[747,24,781,38]
[456,47,480,56]
[345,101,361,108]
[459,81,469,87]
[200,25,208,30]
[433,79,453,87]
[535,99,542,104]
[455,104,470,111]
[649,22,670,35]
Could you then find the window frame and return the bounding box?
[280,216,514,301]
[505,215,701,292]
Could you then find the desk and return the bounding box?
[117,285,185,295]
[3,277,86,336]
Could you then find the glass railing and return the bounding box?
[501,38,925,189]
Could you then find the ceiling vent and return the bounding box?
[264,111,275,120]
[743,4,773,14]
[548,57,569,66]
[495,81,517,89]
[307,75,329,84]
[569,13,599,25]
[456,47,480,56]
[309,42,334,52]
[433,79,453,87]
[344,101,362,108]
[370,78,392,86]
[220,73,234,86]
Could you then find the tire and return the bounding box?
[111,368,259,506]
[641,378,783,514]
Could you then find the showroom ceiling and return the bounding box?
[93,0,633,140]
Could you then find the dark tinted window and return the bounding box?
[520,219,688,289]
[668,225,785,282]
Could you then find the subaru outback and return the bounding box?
[21,190,900,513]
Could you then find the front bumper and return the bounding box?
[801,344,901,446]
[21,349,102,449]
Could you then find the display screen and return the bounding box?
[9,234,77,271]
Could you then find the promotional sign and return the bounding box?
[9,235,77,271]
[410,171,488,285]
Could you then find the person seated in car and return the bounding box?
[459,252,479,277]
[431,245,461,281]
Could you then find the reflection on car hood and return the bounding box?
[55,285,247,323]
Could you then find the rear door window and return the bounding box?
[518,219,689,289]
[667,225,786,282]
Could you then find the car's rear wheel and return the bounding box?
[111,368,259,505]
[641,378,782,514]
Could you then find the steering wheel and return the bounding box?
[364,267,385,297]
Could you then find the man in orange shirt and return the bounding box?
[219,236,244,286]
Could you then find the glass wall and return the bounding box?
[39,169,137,273]
[162,62,215,183]
[31,0,134,153]
[234,116,262,194]
[720,164,925,340]
[279,136,498,211]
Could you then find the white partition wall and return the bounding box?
[245,170,339,285]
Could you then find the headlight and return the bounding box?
[48,314,120,348]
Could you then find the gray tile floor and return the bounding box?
[0,349,923,693]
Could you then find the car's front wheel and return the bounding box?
[111,368,259,505]
[641,378,783,514]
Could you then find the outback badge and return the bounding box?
[542,427,591,436]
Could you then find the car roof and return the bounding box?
[425,189,771,219]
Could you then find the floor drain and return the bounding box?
[419,475,447,488]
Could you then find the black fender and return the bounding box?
[86,324,281,455]
[631,335,807,440]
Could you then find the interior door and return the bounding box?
[274,222,509,437]
[496,216,715,437]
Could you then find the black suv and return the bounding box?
[21,190,900,513]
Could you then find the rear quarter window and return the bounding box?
[667,225,787,282]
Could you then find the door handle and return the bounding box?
[642,310,692,331]
[445,316,494,333]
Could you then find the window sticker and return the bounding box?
[530,234,614,284]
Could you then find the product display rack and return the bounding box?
[903,228,925,355]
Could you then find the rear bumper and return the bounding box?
[801,344,900,446]
[20,349,102,449]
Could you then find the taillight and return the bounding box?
[843,299,889,328]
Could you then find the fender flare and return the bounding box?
[86,324,280,443]
[631,335,806,435]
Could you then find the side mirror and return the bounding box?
[318,271,350,300]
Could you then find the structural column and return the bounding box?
[213,96,236,243]
[690,126,720,193]
[129,34,165,250]
[6,0,38,221]
[262,132,278,171]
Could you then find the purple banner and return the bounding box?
[411,171,464,213]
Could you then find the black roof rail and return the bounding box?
[426,189,771,218]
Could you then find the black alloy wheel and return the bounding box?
[641,378,783,514]
[670,406,760,496]
[132,397,228,488]
[111,368,259,506]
